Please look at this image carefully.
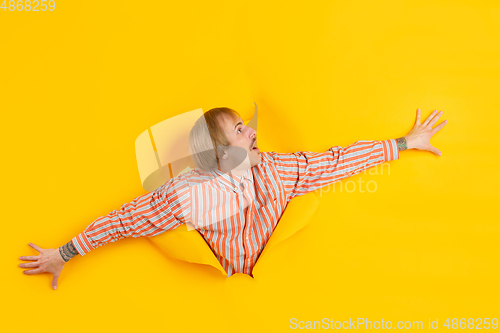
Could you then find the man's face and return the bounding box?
[219,113,262,169]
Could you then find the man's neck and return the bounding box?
[218,165,248,178]
[218,160,251,178]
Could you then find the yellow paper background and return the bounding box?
[3,0,500,332]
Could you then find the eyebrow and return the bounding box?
[233,120,243,131]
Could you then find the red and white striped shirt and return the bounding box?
[72,139,399,277]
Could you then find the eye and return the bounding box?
[237,127,242,134]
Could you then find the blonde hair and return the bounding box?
[189,107,241,172]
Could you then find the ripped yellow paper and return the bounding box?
[136,103,321,278]
[147,191,320,278]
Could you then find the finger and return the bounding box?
[422,110,438,127]
[19,262,39,268]
[415,108,421,126]
[427,144,442,156]
[427,110,443,128]
[23,268,44,275]
[19,256,40,261]
[431,120,448,135]
[28,243,44,253]
[52,275,59,290]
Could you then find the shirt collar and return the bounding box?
[211,167,253,192]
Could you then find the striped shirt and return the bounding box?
[72,139,399,277]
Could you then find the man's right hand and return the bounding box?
[19,243,66,290]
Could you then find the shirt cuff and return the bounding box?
[72,232,95,256]
[381,139,400,162]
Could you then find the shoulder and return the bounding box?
[172,168,205,186]
[259,150,301,166]
[151,170,199,202]
[259,151,280,164]
[255,151,294,175]
[172,167,226,189]
[155,169,197,194]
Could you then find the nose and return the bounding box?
[248,126,256,140]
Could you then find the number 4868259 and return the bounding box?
[443,318,498,329]
[1,0,56,11]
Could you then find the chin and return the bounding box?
[251,154,262,167]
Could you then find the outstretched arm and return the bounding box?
[19,177,191,290]
[265,108,448,201]
[71,177,190,257]
[266,139,399,201]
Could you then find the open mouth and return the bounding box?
[252,141,259,152]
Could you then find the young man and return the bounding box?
[19,107,447,290]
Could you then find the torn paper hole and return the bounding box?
[137,102,320,278]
